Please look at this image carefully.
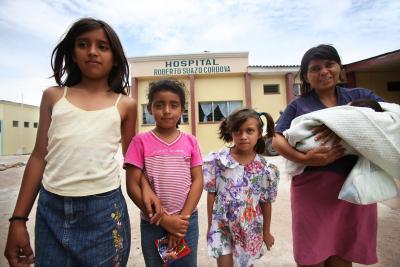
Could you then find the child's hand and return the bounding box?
[206,223,211,241]
[141,179,163,224]
[167,234,182,249]
[160,214,190,239]
[263,232,275,251]
[4,221,35,266]
[142,191,163,224]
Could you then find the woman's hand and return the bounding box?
[312,125,342,146]
[304,144,345,166]
[4,221,35,267]
[300,125,345,166]
[263,232,275,251]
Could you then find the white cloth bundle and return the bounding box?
[283,102,400,204]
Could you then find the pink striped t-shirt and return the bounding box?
[124,131,203,215]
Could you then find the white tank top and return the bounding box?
[42,87,122,196]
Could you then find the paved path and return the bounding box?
[1,155,399,266]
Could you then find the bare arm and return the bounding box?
[125,165,164,224]
[162,165,203,248]
[206,192,216,241]
[119,96,136,156]
[207,192,216,228]
[4,88,55,266]
[142,161,204,222]
[260,202,274,250]
[272,133,344,166]
[180,165,203,216]
[125,165,147,212]
[140,174,163,222]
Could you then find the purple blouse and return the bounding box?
[276,86,384,133]
[275,86,384,174]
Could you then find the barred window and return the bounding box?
[263,84,279,94]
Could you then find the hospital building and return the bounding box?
[1,50,399,155]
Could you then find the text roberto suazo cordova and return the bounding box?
[154,58,231,76]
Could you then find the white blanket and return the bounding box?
[283,102,400,204]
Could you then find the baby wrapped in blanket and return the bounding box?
[283,99,400,204]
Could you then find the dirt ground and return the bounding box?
[0,154,399,267]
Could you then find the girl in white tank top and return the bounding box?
[5,18,137,267]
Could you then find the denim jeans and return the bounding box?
[35,187,131,267]
[140,211,199,267]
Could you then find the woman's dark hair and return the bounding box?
[299,44,344,96]
[147,79,187,128]
[51,17,130,95]
[219,108,275,154]
[350,98,383,112]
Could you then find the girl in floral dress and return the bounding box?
[204,108,280,267]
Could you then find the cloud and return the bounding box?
[0,1,73,42]
[0,0,399,105]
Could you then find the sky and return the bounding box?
[0,0,399,106]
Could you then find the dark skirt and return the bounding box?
[291,156,378,265]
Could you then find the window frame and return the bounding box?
[198,100,242,123]
[263,84,280,94]
[292,83,301,96]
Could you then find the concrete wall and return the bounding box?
[195,75,245,153]
[0,102,39,155]
[251,76,289,121]
[355,71,400,103]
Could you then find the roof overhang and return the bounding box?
[248,66,299,76]
[344,49,400,72]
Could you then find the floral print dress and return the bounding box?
[204,147,279,267]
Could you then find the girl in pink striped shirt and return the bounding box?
[124,79,203,267]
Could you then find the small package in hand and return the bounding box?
[155,236,191,266]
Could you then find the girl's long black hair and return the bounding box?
[51,17,130,95]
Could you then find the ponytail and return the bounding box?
[218,118,232,143]
[258,112,275,139]
[254,112,275,154]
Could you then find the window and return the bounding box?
[181,106,189,124]
[34,122,39,128]
[293,83,301,96]
[387,81,400,91]
[142,105,155,125]
[198,101,242,123]
[12,121,19,127]
[24,121,29,128]
[263,84,279,94]
[142,104,189,125]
